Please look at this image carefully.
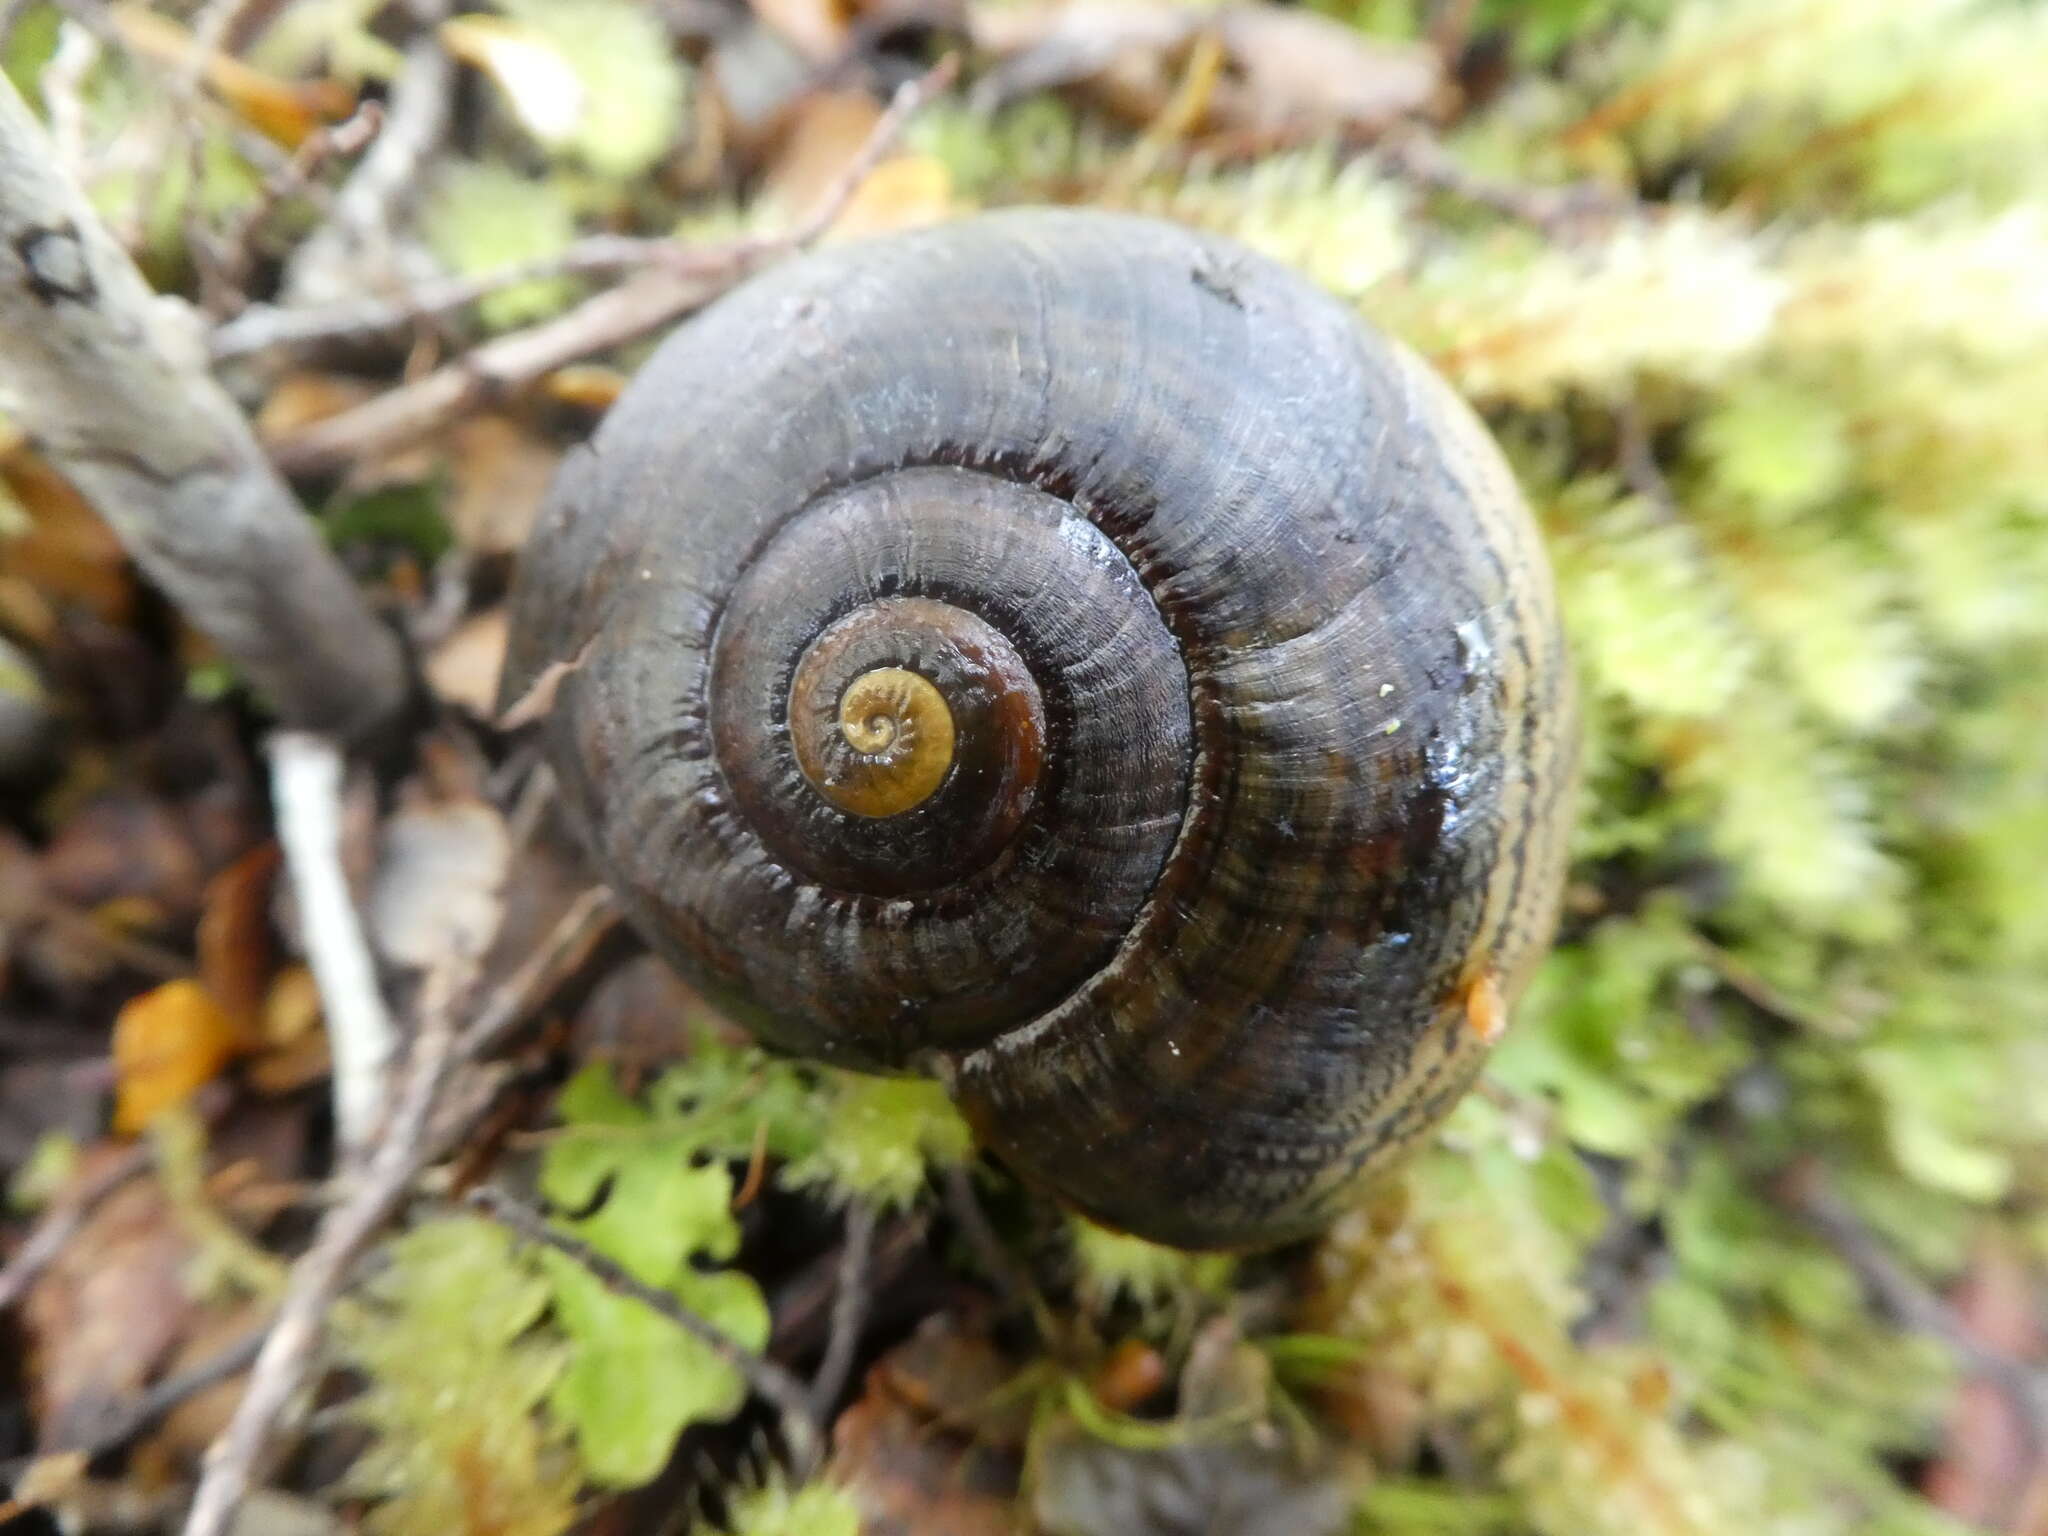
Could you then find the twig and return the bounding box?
[268,731,395,1156]
[263,53,960,476]
[278,28,452,312]
[208,100,384,317]
[0,72,409,741]
[1615,397,1683,526]
[180,964,467,1536]
[218,230,756,360]
[810,1202,876,1416]
[47,1325,269,1460]
[942,1162,1061,1345]
[0,1145,150,1314]
[1781,1163,2048,1466]
[1373,126,1630,237]
[466,1184,825,1473]
[454,884,618,1063]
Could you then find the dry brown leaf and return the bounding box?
[830,1323,1024,1536]
[196,843,280,1040]
[0,446,134,629]
[254,372,377,443]
[827,156,955,241]
[111,979,241,1136]
[42,790,207,923]
[425,607,511,717]
[705,16,817,151]
[22,1163,198,1450]
[1210,7,1440,132]
[1923,1237,2048,1528]
[245,964,331,1095]
[765,91,954,239]
[494,634,592,729]
[969,2,1439,133]
[261,963,322,1049]
[446,415,561,556]
[867,1312,1033,1445]
[749,0,857,64]
[763,89,886,210]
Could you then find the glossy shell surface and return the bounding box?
[502,208,1577,1249]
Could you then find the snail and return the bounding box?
[501,208,1576,1251]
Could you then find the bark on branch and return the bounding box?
[0,75,409,743]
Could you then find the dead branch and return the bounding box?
[263,53,960,478]
[269,731,396,1156]
[466,1184,826,1475]
[0,73,409,743]
[810,1202,877,1416]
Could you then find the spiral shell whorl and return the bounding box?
[504,209,1576,1249]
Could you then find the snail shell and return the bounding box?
[502,208,1576,1250]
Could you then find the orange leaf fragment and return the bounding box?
[827,155,954,242]
[111,4,354,147]
[111,979,240,1136]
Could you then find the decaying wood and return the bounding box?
[0,74,409,743]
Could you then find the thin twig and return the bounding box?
[943,1162,1061,1345]
[1615,397,1683,526]
[47,1326,269,1460]
[0,1145,150,1314]
[278,27,452,312]
[454,884,618,1063]
[810,1202,876,1417]
[1373,126,1631,237]
[217,230,752,360]
[262,53,960,476]
[466,1184,825,1473]
[208,100,384,316]
[180,963,468,1536]
[269,731,395,1157]
[1781,1163,2048,1473]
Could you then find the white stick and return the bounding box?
[268,731,395,1154]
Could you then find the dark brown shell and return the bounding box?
[501,208,1577,1250]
